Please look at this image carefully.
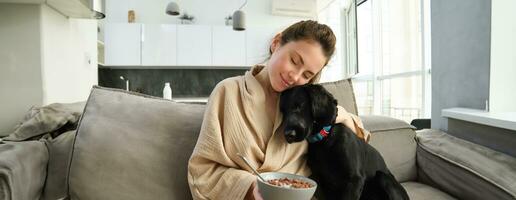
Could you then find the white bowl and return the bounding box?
[257,172,317,200]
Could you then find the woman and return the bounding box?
[187,20,370,200]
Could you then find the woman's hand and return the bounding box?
[245,181,264,200]
[335,105,357,133]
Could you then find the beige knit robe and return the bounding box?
[187,65,370,200]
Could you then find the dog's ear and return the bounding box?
[279,89,290,113]
[305,84,338,124]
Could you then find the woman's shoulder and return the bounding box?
[213,75,244,92]
[218,76,242,86]
[208,75,244,100]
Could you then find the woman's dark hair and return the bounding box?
[269,20,337,66]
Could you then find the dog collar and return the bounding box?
[307,125,332,143]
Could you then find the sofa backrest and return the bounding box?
[320,79,358,115]
[67,86,205,200]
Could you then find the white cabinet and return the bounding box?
[104,23,281,67]
[142,24,177,66]
[176,25,212,66]
[105,23,141,66]
[246,26,280,66]
[212,26,246,66]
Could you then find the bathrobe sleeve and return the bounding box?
[187,79,256,200]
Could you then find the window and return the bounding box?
[352,0,431,123]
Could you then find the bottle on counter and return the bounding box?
[163,82,172,100]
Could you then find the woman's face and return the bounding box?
[268,34,327,92]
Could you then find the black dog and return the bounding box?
[279,84,409,200]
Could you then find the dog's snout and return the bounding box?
[285,129,297,143]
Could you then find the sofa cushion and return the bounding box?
[68,86,205,200]
[401,182,456,200]
[0,140,48,200]
[2,102,84,141]
[361,115,417,182]
[416,129,516,200]
[320,79,358,115]
[43,130,76,200]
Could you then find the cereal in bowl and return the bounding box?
[266,178,313,189]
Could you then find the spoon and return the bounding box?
[237,153,267,182]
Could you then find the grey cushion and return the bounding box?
[362,115,418,182]
[0,140,48,200]
[68,86,205,200]
[416,129,516,200]
[2,102,85,141]
[369,129,417,183]
[401,182,456,200]
[43,130,76,200]
[360,115,416,133]
[320,79,358,115]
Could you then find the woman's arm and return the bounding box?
[188,156,256,200]
[335,105,371,142]
[335,105,358,133]
[188,80,257,200]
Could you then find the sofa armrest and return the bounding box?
[0,140,49,200]
[359,115,418,182]
[416,129,516,200]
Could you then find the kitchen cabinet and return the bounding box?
[176,25,212,66]
[104,23,282,67]
[104,23,141,65]
[212,26,246,66]
[141,24,177,66]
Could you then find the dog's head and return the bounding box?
[279,84,338,143]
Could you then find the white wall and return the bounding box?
[0,4,43,135]
[489,0,516,112]
[0,3,98,134]
[40,5,98,105]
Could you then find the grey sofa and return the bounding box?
[1,81,515,200]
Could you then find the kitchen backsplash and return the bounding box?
[98,67,248,97]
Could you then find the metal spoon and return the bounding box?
[237,153,267,182]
